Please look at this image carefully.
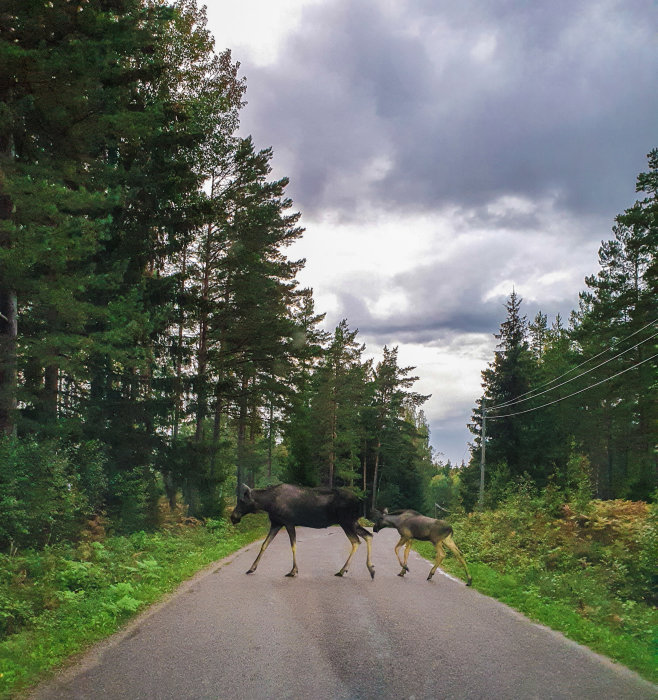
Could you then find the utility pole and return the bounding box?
[479,400,486,508]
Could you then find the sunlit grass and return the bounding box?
[414,532,657,684]
[0,514,268,699]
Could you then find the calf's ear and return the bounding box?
[241,484,252,498]
[383,507,389,514]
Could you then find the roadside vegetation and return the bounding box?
[1,1,656,695]
[414,485,657,684]
[0,511,268,699]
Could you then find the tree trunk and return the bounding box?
[236,375,249,492]
[0,134,16,436]
[361,446,367,516]
[195,312,208,442]
[328,387,336,488]
[173,242,187,442]
[370,439,381,511]
[0,290,17,436]
[195,226,212,443]
[209,391,223,474]
[164,472,177,511]
[267,399,274,478]
[43,363,59,420]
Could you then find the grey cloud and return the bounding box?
[241,0,657,223]
[322,222,594,346]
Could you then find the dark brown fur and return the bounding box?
[231,483,375,578]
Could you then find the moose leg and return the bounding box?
[335,526,360,577]
[285,524,298,577]
[246,524,282,574]
[402,540,412,572]
[444,534,472,586]
[427,540,446,581]
[395,536,411,576]
[356,524,376,579]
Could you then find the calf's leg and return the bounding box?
[395,536,411,576]
[427,540,446,581]
[402,540,412,573]
[246,524,282,574]
[444,534,472,586]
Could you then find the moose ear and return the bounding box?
[383,508,389,514]
[241,484,252,498]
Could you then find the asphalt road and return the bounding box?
[32,527,657,700]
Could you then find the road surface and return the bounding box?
[32,527,657,700]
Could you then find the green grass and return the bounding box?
[0,515,268,699]
[413,540,658,684]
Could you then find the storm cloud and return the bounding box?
[208,0,656,462]
[241,0,656,222]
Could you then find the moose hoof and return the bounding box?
[466,578,473,587]
[427,574,434,581]
[369,568,375,580]
[285,571,298,578]
[335,571,345,577]
[398,571,406,577]
[246,569,255,575]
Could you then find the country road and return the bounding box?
[31,527,657,700]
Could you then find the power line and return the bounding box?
[487,351,658,419]
[489,318,658,410]
[488,328,658,412]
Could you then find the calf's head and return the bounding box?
[230,484,257,524]
[370,508,389,532]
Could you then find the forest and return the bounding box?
[0,0,656,556]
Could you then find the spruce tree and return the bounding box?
[472,291,543,490]
[572,150,657,498]
[367,346,429,509]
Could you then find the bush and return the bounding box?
[69,441,108,512]
[107,467,161,533]
[0,437,90,551]
[625,502,658,604]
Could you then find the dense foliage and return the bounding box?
[0,0,433,546]
[463,155,657,509]
[415,489,657,682]
[1,3,654,694]
[0,0,655,551]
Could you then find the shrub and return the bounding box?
[0,437,90,551]
[107,467,161,533]
[0,590,35,636]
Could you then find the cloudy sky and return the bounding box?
[204,0,657,464]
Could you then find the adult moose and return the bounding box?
[230,483,375,579]
[372,508,472,585]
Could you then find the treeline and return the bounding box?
[455,153,657,510]
[0,0,432,549]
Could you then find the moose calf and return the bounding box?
[372,508,472,585]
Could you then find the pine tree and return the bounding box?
[309,320,366,488]
[196,138,305,496]
[468,290,552,502]
[367,346,429,509]
[572,150,657,498]
[282,289,329,486]
[0,0,163,435]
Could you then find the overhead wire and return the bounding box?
[486,351,658,419]
[488,327,658,412]
[487,318,658,410]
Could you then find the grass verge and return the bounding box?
[413,540,657,684]
[0,515,268,699]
